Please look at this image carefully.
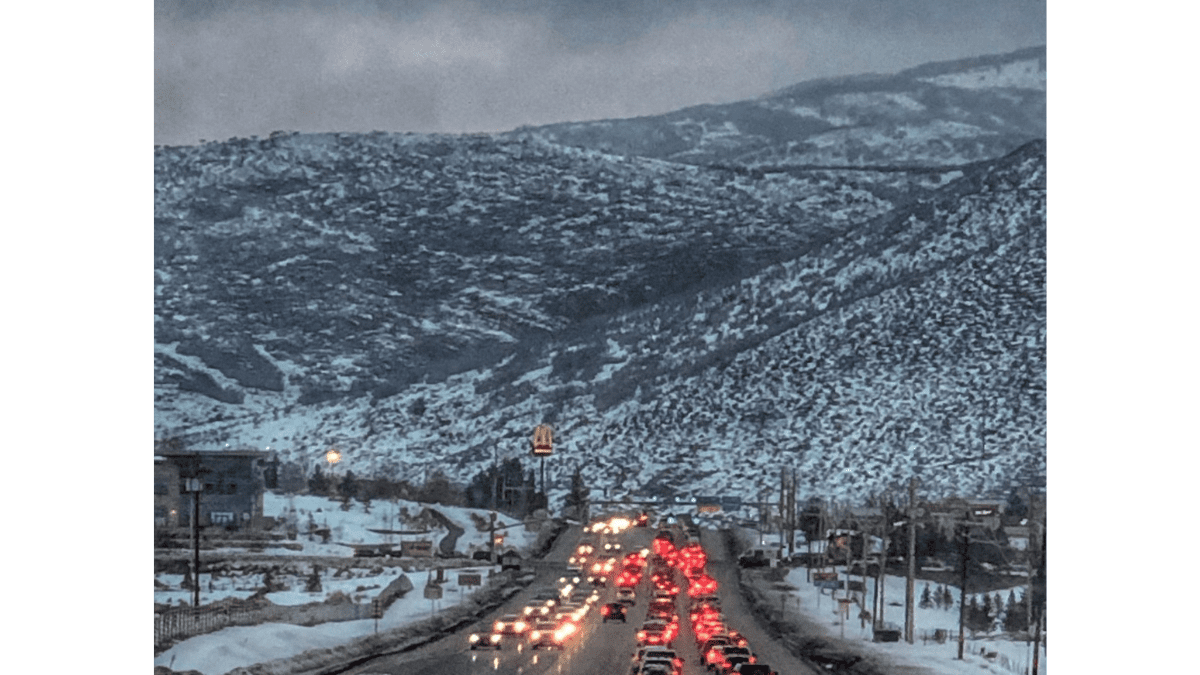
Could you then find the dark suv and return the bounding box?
[602,602,627,623]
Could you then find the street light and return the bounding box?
[325,448,343,495]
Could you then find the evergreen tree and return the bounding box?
[991,593,1003,632]
[919,583,934,609]
[417,470,462,506]
[341,470,359,501]
[305,565,322,593]
[933,584,945,609]
[942,586,955,610]
[564,466,587,517]
[980,593,994,633]
[966,595,986,634]
[278,461,306,493]
[1005,489,1028,520]
[308,464,330,495]
[1004,589,1027,633]
[263,458,279,490]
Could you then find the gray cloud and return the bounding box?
[154,0,1045,145]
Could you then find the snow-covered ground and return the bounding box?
[158,491,539,569]
[778,565,1047,675]
[154,564,494,675]
[154,492,545,674]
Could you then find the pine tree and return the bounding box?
[980,593,994,634]
[341,470,359,501]
[564,467,587,517]
[308,464,329,495]
[919,583,934,609]
[966,595,985,634]
[1004,589,1027,633]
[942,586,955,610]
[991,593,1003,632]
[305,565,322,593]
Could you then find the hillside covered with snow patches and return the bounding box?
[154,48,1045,506]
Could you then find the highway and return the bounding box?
[343,520,821,675]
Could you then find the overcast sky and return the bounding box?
[156,0,1045,146]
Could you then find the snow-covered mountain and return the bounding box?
[154,48,1045,505]
[514,46,1045,168]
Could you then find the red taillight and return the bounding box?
[602,606,610,616]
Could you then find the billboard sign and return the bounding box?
[532,424,553,456]
[401,540,434,558]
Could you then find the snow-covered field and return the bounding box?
[154,493,545,674]
[154,564,494,675]
[777,565,1046,675]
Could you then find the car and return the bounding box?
[528,619,563,650]
[707,646,756,673]
[492,614,529,636]
[718,655,753,674]
[601,602,626,623]
[731,665,777,675]
[631,648,683,674]
[617,588,637,605]
[635,658,681,675]
[636,625,669,647]
[468,631,502,650]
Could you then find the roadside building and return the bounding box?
[155,449,271,530]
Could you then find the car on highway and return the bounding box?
[617,588,637,605]
[528,619,563,650]
[731,665,777,675]
[492,614,529,636]
[718,655,754,674]
[601,602,627,623]
[468,631,502,650]
[706,645,756,673]
[521,601,552,619]
[635,657,682,675]
[631,647,683,672]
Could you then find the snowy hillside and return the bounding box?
[518,46,1045,168]
[154,48,1045,507]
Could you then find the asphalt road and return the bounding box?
[343,521,821,675]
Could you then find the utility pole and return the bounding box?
[191,479,201,609]
[779,469,787,557]
[790,469,798,559]
[957,513,970,660]
[905,477,918,643]
[876,496,888,630]
[1031,520,1046,675]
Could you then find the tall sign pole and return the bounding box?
[531,425,553,510]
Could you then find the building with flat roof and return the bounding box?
[155,450,271,530]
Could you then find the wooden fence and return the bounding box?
[155,601,371,653]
